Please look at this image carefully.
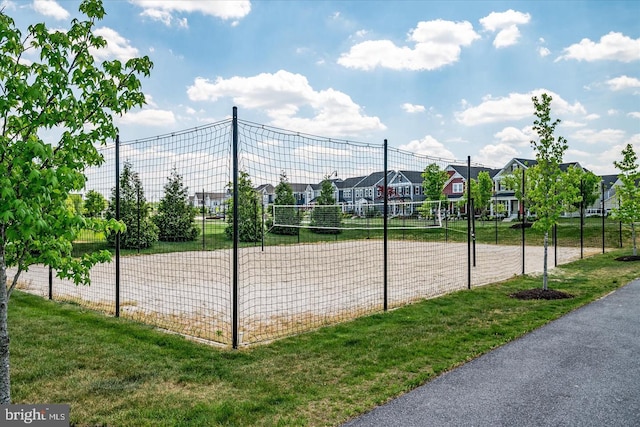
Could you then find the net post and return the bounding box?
[383,139,388,312]
[202,188,205,250]
[232,107,239,349]
[601,180,605,253]
[580,178,584,259]
[467,156,471,290]
[471,198,476,267]
[521,166,526,275]
[48,266,53,300]
[115,134,121,318]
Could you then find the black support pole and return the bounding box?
[580,179,584,259]
[115,134,121,318]
[383,139,388,311]
[48,266,52,300]
[467,156,471,289]
[232,107,239,349]
[601,181,605,253]
[471,198,476,267]
[202,188,205,250]
[521,169,526,275]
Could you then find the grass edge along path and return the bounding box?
[8,249,640,426]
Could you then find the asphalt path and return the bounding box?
[342,278,640,427]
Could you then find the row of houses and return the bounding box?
[190,158,622,219]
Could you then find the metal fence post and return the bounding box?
[115,134,121,318]
[202,188,206,250]
[232,107,239,349]
[580,179,584,259]
[48,266,53,300]
[521,167,526,275]
[601,181,605,253]
[383,139,388,312]
[467,156,471,289]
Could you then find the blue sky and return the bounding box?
[6,0,640,175]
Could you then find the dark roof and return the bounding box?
[600,175,619,188]
[448,165,500,180]
[194,191,228,199]
[336,176,367,189]
[355,171,395,188]
[290,183,310,192]
[397,170,424,184]
[255,184,274,193]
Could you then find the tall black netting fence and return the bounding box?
[13,108,623,347]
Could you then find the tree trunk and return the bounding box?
[633,223,637,257]
[543,231,549,291]
[0,256,10,404]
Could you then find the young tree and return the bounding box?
[527,93,579,290]
[0,0,152,403]
[563,166,600,215]
[310,178,342,234]
[84,190,107,218]
[153,168,199,242]
[419,163,448,218]
[611,144,640,256]
[105,162,158,249]
[271,171,300,235]
[225,171,262,242]
[461,171,494,219]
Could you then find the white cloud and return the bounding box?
[140,8,188,28]
[492,24,521,48]
[455,89,586,126]
[585,113,600,121]
[557,32,640,62]
[493,126,535,146]
[561,120,587,128]
[118,109,177,127]
[144,94,158,108]
[628,112,640,119]
[32,0,69,20]
[570,128,626,145]
[398,135,455,160]
[90,27,139,62]
[187,70,386,137]
[132,0,251,27]
[606,75,640,91]
[479,10,530,48]
[402,103,426,113]
[475,144,520,167]
[338,19,479,71]
[588,136,640,174]
[538,47,551,57]
[608,109,619,116]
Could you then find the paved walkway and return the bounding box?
[342,278,640,427]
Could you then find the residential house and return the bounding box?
[595,174,619,216]
[493,158,589,219]
[444,164,500,217]
[191,191,229,215]
[255,184,275,206]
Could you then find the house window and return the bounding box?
[452,183,463,193]
[415,185,421,195]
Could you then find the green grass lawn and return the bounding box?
[9,249,640,426]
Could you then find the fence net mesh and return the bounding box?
[11,112,620,347]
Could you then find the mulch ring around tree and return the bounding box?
[615,255,640,262]
[510,288,574,300]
